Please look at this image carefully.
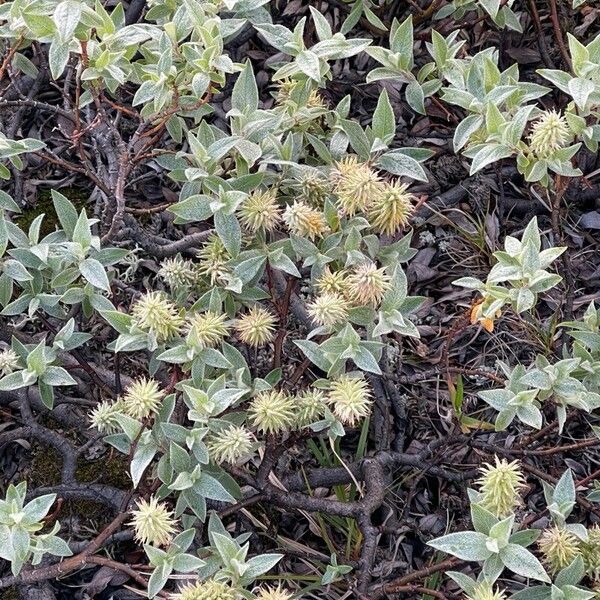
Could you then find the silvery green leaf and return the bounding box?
[515,287,535,313]
[72,209,92,249]
[376,150,428,181]
[499,5,523,32]
[194,472,236,502]
[468,143,514,175]
[454,115,484,152]
[11,527,30,564]
[522,216,541,249]
[169,442,191,473]
[3,259,32,282]
[232,60,258,113]
[509,528,541,547]
[312,38,370,60]
[529,273,563,294]
[486,102,505,135]
[309,6,332,40]
[51,190,78,237]
[103,433,129,454]
[38,381,53,408]
[478,389,512,410]
[114,414,142,441]
[40,534,72,558]
[145,544,167,565]
[538,247,567,269]
[295,340,333,372]
[235,140,262,166]
[504,105,536,146]
[130,441,158,487]
[169,529,196,553]
[41,366,76,386]
[494,406,517,431]
[340,119,371,159]
[500,543,550,582]
[48,40,70,80]
[427,531,492,561]
[132,80,159,107]
[170,471,195,491]
[372,89,395,141]
[489,514,514,548]
[169,195,214,222]
[405,80,425,115]
[352,346,381,374]
[244,553,283,578]
[254,23,294,53]
[158,345,192,364]
[212,531,241,562]
[471,503,499,535]
[478,0,501,18]
[453,276,485,289]
[520,369,551,390]
[100,310,132,335]
[0,525,15,562]
[23,494,56,522]
[171,553,205,572]
[214,212,241,257]
[366,66,411,83]
[26,340,48,376]
[446,571,478,595]
[555,556,586,587]
[390,15,413,60]
[208,138,240,164]
[12,52,38,78]
[147,562,171,598]
[568,77,595,110]
[79,258,110,291]
[549,159,582,178]
[0,370,29,391]
[95,248,129,266]
[268,250,300,278]
[512,587,551,600]
[560,585,596,600]
[553,469,576,509]
[0,191,21,213]
[53,0,81,42]
[516,404,543,429]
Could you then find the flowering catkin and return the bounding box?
[331,155,380,216]
[131,291,183,342]
[236,306,277,347]
[476,457,526,517]
[248,390,296,434]
[130,496,177,547]
[328,376,372,426]
[348,262,391,307]
[528,110,571,158]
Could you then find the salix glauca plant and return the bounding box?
[429,458,550,585]
[0,2,430,592]
[454,217,565,332]
[538,34,600,152]
[431,463,600,599]
[455,221,600,433]
[366,19,590,186]
[442,53,583,184]
[478,346,600,433]
[365,16,442,115]
[0,483,72,576]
